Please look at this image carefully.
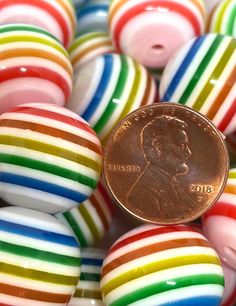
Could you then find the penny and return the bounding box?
[103,103,229,225]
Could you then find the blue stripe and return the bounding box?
[161,35,206,102]
[82,257,103,266]
[77,4,108,19]
[0,172,87,202]
[161,296,222,306]
[0,220,78,247]
[82,54,114,121]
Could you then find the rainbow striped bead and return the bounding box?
[108,0,206,68]
[0,0,76,48]
[221,261,236,306]
[0,24,73,113]
[0,103,102,214]
[68,248,105,306]
[76,0,109,35]
[67,53,157,144]
[202,168,236,270]
[57,181,114,247]
[0,206,81,306]
[101,224,224,306]
[160,33,236,135]
[69,31,116,72]
[207,0,236,38]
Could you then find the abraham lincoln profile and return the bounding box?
[127,115,196,220]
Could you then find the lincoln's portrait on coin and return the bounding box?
[127,115,196,219]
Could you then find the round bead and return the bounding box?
[0,24,73,113]
[68,248,105,306]
[0,103,102,214]
[159,33,236,135]
[57,181,114,247]
[76,0,109,35]
[0,206,81,306]
[207,0,236,38]
[108,0,206,68]
[101,224,224,306]
[0,0,76,48]
[202,167,236,270]
[69,31,115,72]
[67,53,157,144]
[221,261,236,306]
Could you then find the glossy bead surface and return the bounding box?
[67,53,157,144]
[101,224,224,306]
[0,103,102,214]
[108,0,206,68]
[0,24,73,113]
[160,33,236,135]
[68,248,105,306]
[203,168,236,270]
[221,261,236,306]
[0,0,76,48]
[0,206,81,306]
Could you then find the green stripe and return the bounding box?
[110,274,224,306]
[63,211,87,247]
[79,205,101,242]
[69,32,107,53]
[0,35,67,56]
[94,55,129,134]
[80,272,100,282]
[193,39,235,110]
[179,35,223,105]
[0,135,101,173]
[0,262,78,285]
[74,288,102,299]
[226,3,236,35]
[0,153,97,189]
[0,240,80,266]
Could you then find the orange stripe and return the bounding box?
[224,184,236,194]
[90,194,110,230]
[140,72,152,107]
[57,0,76,28]
[102,238,211,276]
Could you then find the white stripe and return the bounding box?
[68,297,104,306]
[84,199,106,237]
[81,248,106,259]
[94,188,113,224]
[81,265,101,274]
[77,280,100,290]
[217,192,236,206]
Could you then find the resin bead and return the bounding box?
[0,206,81,306]
[101,224,224,306]
[0,103,102,214]
[108,0,206,68]
[160,33,236,135]
[0,24,73,113]
[221,261,236,306]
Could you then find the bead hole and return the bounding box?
[151,44,164,54]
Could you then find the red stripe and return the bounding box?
[204,201,236,219]
[0,0,69,47]
[98,182,115,215]
[218,97,236,133]
[113,1,201,51]
[108,225,198,255]
[6,105,97,136]
[0,66,71,100]
[222,284,236,306]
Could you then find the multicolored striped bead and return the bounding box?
[0,24,73,113]
[67,53,157,144]
[0,0,76,48]
[202,167,236,270]
[0,103,102,214]
[0,206,81,306]
[101,224,224,306]
[108,0,206,68]
[221,261,236,306]
[207,0,236,38]
[68,248,105,306]
[159,33,236,135]
[57,181,114,247]
[69,31,115,72]
[76,0,109,35]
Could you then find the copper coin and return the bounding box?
[103,103,229,225]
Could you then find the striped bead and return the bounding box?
[205,0,227,13]
[0,206,81,306]
[207,0,236,38]
[67,53,157,144]
[160,33,236,135]
[0,24,73,113]
[0,103,102,214]
[202,168,236,270]
[57,181,114,247]
[221,261,236,306]
[76,0,109,35]
[108,0,206,68]
[68,248,105,306]
[101,224,224,306]
[69,31,115,72]
[0,0,76,48]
